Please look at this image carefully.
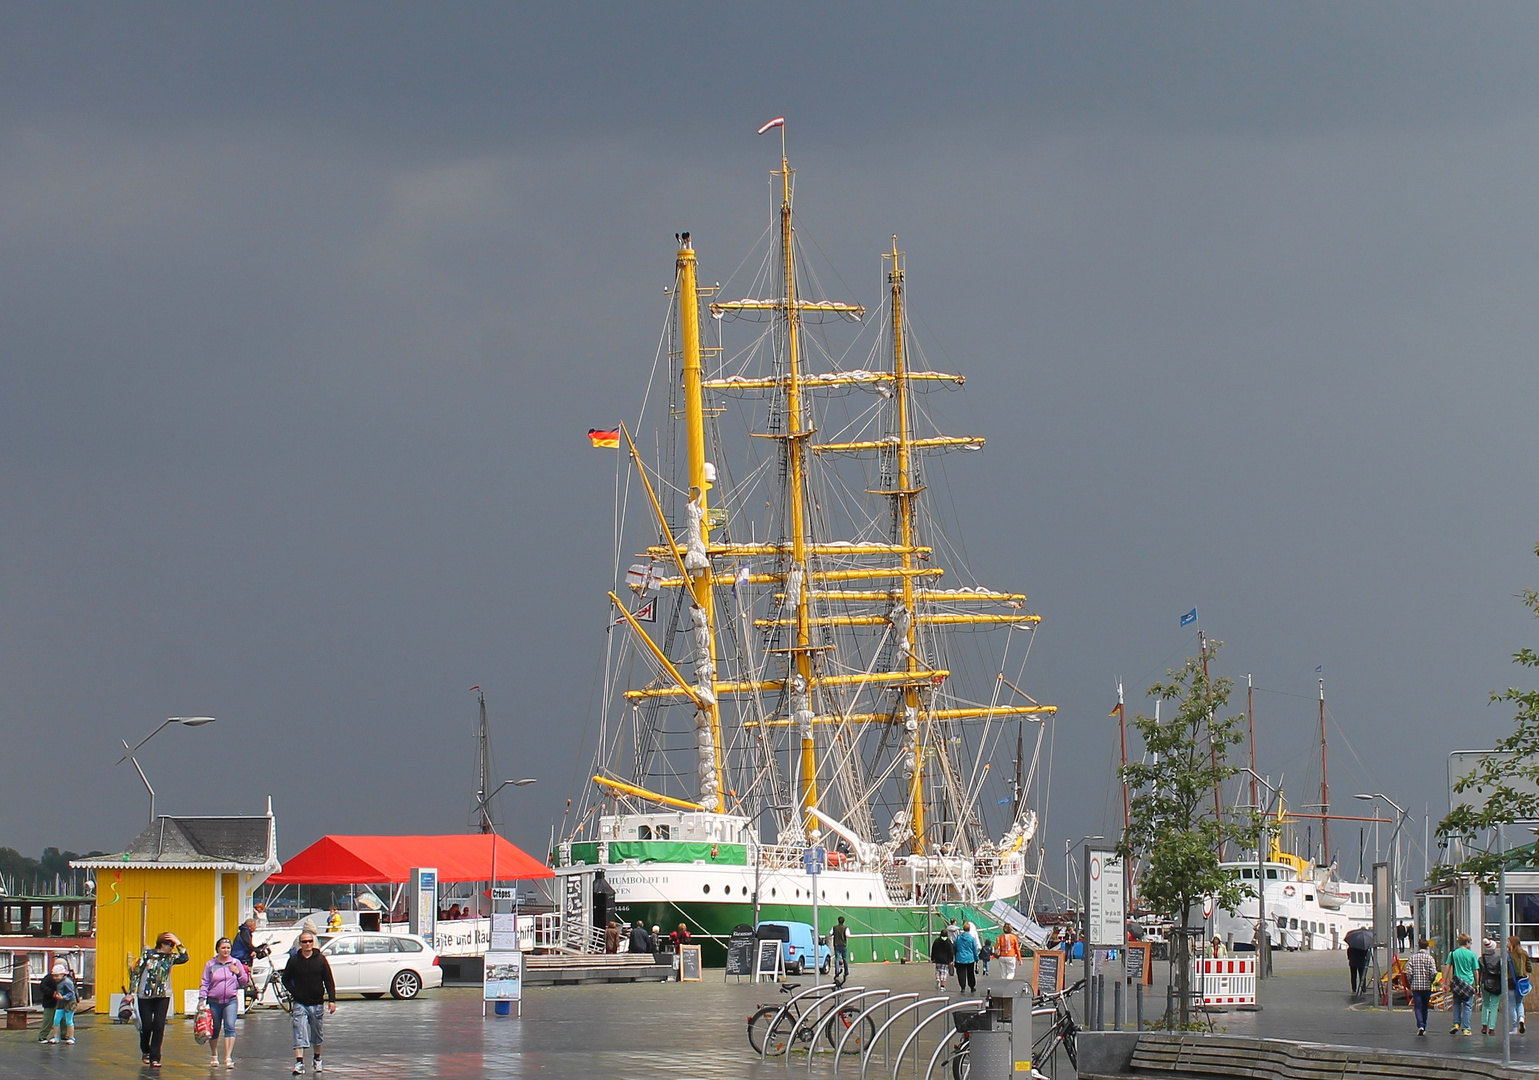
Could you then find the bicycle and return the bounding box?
[746,982,876,1056]
[944,979,1082,1080]
[243,943,293,1012]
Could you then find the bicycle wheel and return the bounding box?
[948,1041,971,1080]
[824,1005,876,1053]
[748,1005,794,1056]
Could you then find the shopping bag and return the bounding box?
[1519,975,1533,998]
[193,1003,214,1045]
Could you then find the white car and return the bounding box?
[317,932,443,1000]
[248,929,443,1001]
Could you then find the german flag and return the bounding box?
[588,428,620,448]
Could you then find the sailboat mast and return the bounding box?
[677,235,727,813]
[886,236,928,854]
[776,139,819,832]
[1117,680,1130,838]
[476,688,493,833]
[1247,674,1257,814]
[1319,677,1329,861]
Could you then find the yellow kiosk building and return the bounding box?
[73,808,279,1013]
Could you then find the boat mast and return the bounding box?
[1116,680,1130,839]
[772,132,819,835]
[677,233,727,813]
[1318,676,1329,862]
[475,687,493,833]
[885,236,928,853]
[1247,674,1257,817]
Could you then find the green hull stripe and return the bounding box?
[611,898,1007,966]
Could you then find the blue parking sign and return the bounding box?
[803,846,826,876]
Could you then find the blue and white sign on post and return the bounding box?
[804,843,826,986]
[803,846,826,876]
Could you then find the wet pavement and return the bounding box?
[6,952,1539,1079]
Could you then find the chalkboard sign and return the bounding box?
[1032,950,1063,995]
[1123,942,1152,985]
[755,938,784,981]
[678,944,702,982]
[725,925,757,979]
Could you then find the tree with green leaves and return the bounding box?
[1117,638,1258,1027]
[1438,542,1539,883]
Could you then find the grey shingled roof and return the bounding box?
[72,815,279,872]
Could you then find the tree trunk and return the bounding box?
[1177,906,1191,1028]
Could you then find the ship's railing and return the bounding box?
[530,912,606,954]
[754,844,863,871]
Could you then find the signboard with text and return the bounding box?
[1085,849,1126,947]
[1032,950,1064,995]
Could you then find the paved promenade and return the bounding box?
[5,952,1539,1078]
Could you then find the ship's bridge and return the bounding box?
[1223,860,1300,884]
[599,811,753,846]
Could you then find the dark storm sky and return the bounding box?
[5,3,1538,885]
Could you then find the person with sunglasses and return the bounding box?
[281,932,337,1074]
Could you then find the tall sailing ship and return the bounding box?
[552,129,1057,964]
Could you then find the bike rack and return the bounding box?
[917,1009,991,1080]
[859,996,949,1079]
[891,1001,983,1080]
[788,985,868,1066]
[829,989,900,1075]
[761,982,844,1060]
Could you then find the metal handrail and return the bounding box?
[760,982,843,1060]
[787,984,867,1066]
[861,996,949,1079]
[830,989,898,1074]
[892,1001,983,1080]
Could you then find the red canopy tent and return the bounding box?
[267,835,553,885]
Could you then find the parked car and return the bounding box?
[318,932,443,999]
[755,920,830,975]
[247,928,442,1001]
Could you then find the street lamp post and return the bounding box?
[116,717,217,822]
[1355,792,1408,1011]
[476,777,539,834]
[1239,767,1283,979]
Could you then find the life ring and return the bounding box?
[1283,884,1296,898]
[826,852,845,868]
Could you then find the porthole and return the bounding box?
[845,892,850,900]
[723,885,731,895]
[771,888,777,897]
[868,893,873,901]
[702,884,711,894]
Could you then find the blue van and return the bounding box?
[755,920,831,975]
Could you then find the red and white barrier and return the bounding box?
[1199,957,1257,1006]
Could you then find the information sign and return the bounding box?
[483,950,523,1016]
[490,913,519,952]
[803,846,826,875]
[409,868,437,944]
[489,887,516,901]
[1085,849,1126,947]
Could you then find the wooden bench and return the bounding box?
[523,952,673,986]
[1127,1033,1533,1080]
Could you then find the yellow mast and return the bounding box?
[774,139,820,836]
[886,237,928,854]
[676,234,727,812]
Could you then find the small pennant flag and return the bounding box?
[636,599,657,622]
[588,428,620,448]
[1315,665,1323,674]
[757,116,786,135]
[1109,702,1123,719]
[1180,607,1198,627]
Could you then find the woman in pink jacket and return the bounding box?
[199,937,251,1068]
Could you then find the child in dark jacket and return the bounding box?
[930,933,955,990]
[48,964,77,1044]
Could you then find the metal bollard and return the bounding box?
[1136,982,1144,1030]
[1113,977,1123,1031]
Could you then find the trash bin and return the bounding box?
[494,1001,511,1015]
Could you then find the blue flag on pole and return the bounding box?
[1180,608,1198,627]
